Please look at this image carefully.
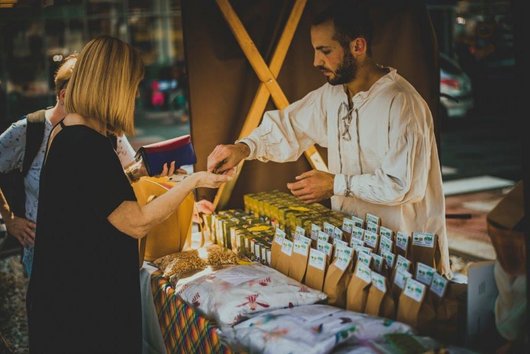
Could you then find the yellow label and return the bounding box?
[289,206,310,212]
[248,225,271,232]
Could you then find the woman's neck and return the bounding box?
[64,113,107,136]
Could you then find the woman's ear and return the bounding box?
[58,88,67,105]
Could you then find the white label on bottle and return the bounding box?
[430,272,449,298]
[412,232,435,248]
[372,254,383,273]
[342,218,355,234]
[357,251,372,267]
[309,248,326,271]
[366,221,379,235]
[416,262,436,286]
[379,235,393,255]
[350,215,364,228]
[318,230,330,243]
[393,268,412,289]
[281,239,293,256]
[311,224,321,240]
[379,226,393,240]
[293,236,311,256]
[351,226,365,241]
[364,230,379,249]
[396,232,410,251]
[323,222,335,236]
[396,255,411,271]
[366,213,380,226]
[382,251,396,268]
[274,228,286,245]
[371,271,387,293]
[404,277,426,303]
[355,263,372,283]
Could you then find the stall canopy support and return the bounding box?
[213,0,328,210]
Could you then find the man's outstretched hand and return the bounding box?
[207,143,250,174]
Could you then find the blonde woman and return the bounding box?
[27,36,231,353]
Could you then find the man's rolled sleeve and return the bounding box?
[235,137,258,160]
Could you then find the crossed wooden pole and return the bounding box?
[213,0,328,210]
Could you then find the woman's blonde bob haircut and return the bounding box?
[64,36,144,136]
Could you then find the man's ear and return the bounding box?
[349,37,368,56]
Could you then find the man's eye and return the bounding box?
[322,50,331,55]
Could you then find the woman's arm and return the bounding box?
[108,171,231,239]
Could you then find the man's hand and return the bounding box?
[287,170,335,204]
[4,215,36,247]
[207,143,250,174]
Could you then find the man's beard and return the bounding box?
[322,50,357,85]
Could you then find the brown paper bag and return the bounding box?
[271,228,286,269]
[364,271,387,316]
[305,248,327,291]
[410,232,437,268]
[396,278,435,332]
[323,253,352,307]
[289,236,311,282]
[346,263,372,312]
[395,231,410,258]
[276,238,293,276]
[391,268,412,302]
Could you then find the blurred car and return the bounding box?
[440,53,474,118]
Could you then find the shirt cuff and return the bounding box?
[235,138,257,160]
[334,174,350,196]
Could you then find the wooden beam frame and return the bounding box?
[213,0,328,209]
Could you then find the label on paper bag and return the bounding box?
[403,277,426,303]
[371,271,387,293]
[396,254,411,271]
[351,226,365,241]
[366,213,380,226]
[379,226,393,240]
[351,238,364,250]
[311,224,321,240]
[333,227,344,240]
[416,262,435,286]
[357,251,372,267]
[323,222,335,236]
[372,254,383,273]
[309,248,327,271]
[281,239,293,256]
[274,228,286,245]
[342,218,355,233]
[396,232,410,251]
[295,226,306,238]
[318,230,330,243]
[293,236,311,256]
[317,240,333,258]
[351,215,364,228]
[430,272,449,298]
[412,232,435,248]
[366,221,379,235]
[379,236,393,255]
[382,251,396,268]
[393,268,412,289]
[335,251,352,271]
[334,243,352,260]
[355,263,372,283]
[364,230,379,249]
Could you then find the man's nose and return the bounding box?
[313,53,321,67]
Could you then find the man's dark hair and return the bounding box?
[312,0,373,56]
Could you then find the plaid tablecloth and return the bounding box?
[150,271,233,354]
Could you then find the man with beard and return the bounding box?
[207,0,450,276]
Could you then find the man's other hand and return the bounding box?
[287,170,335,204]
[5,215,36,247]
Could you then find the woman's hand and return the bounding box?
[192,169,235,188]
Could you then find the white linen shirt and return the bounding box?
[239,68,450,275]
